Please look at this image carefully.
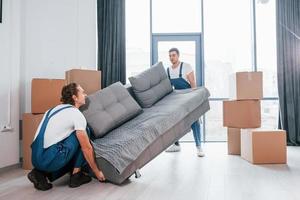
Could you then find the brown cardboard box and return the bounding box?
[227,128,241,155]
[22,113,44,170]
[223,100,261,128]
[229,72,263,100]
[31,79,66,114]
[241,129,287,164]
[65,69,101,95]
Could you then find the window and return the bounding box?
[204,0,253,98]
[126,0,150,82]
[261,100,279,129]
[125,0,279,142]
[203,0,253,141]
[256,1,279,132]
[256,0,278,97]
[205,101,227,141]
[152,0,201,33]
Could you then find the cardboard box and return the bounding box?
[31,79,66,114]
[227,128,241,155]
[229,71,263,100]
[22,113,44,170]
[241,129,287,164]
[65,69,101,95]
[223,100,261,128]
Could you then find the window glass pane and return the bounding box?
[152,0,201,33]
[261,100,279,129]
[181,116,204,142]
[126,0,150,82]
[205,101,227,141]
[204,0,252,98]
[256,0,278,97]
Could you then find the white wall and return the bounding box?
[0,0,97,168]
[0,0,21,168]
[20,0,97,113]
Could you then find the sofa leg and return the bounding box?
[135,169,141,178]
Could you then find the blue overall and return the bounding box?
[167,62,202,147]
[31,105,90,182]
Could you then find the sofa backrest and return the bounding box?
[128,62,173,108]
[80,82,143,138]
[124,84,137,101]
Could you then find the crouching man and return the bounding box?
[27,83,105,191]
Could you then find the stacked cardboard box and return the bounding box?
[22,113,44,170]
[228,72,263,100]
[31,79,66,114]
[223,72,263,155]
[241,129,286,164]
[227,128,241,155]
[22,69,101,169]
[223,71,287,164]
[65,69,101,95]
[223,100,261,129]
[23,79,66,169]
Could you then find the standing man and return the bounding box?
[28,83,105,191]
[165,48,205,157]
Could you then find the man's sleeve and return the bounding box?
[185,63,194,75]
[73,111,87,131]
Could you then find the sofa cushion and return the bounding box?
[80,82,142,138]
[128,62,173,108]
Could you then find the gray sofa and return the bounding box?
[80,62,210,185]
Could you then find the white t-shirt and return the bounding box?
[33,104,87,148]
[167,62,194,82]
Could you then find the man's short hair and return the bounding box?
[60,83,79,105]
[169,48,180,56]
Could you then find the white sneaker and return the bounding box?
[197,147,205,157]
[165,144,181,152]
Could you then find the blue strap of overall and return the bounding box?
[167,62,191,89]
[31,105,73,166]
[36,105,73,147]
[167,62,183,79]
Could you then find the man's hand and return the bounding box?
[95,170,106,182]
[76,130,105,183]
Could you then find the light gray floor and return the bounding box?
[0,143,300,200]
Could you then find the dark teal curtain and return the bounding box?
[277,0,300,145]
[97,0,126,88]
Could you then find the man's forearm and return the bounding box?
[190,81,196,88]
[189,79,196,88]
[82,148,100,173]
[187,72,196,88]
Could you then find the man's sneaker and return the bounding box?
[27,169,53,191]
[197,147,205,157]
[69,171,92,188]
[165,144,181,152]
